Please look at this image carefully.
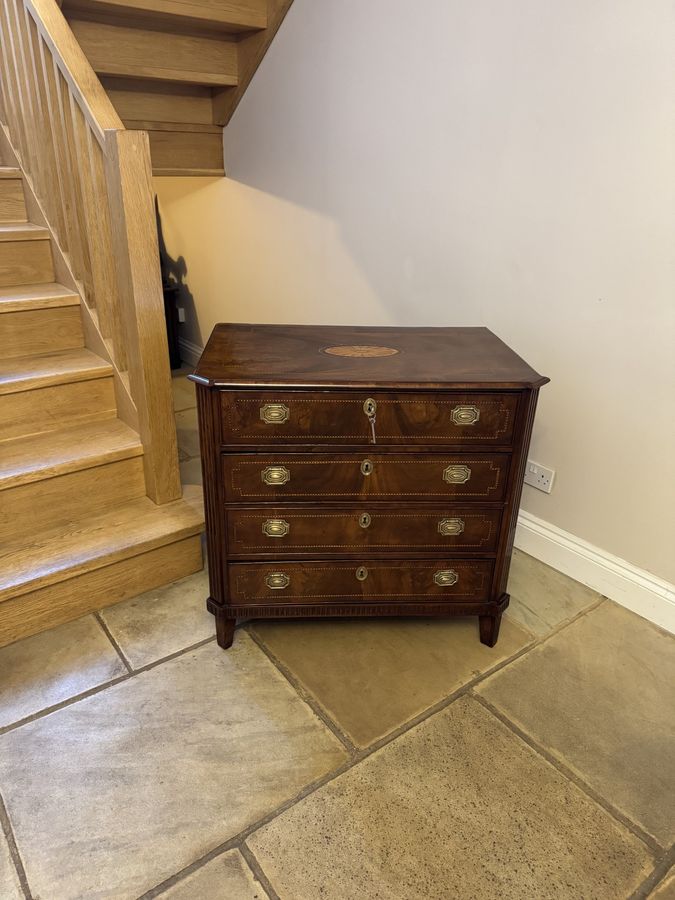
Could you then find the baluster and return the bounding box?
[23,11,67,246]
[9,0,43,194]
[86,126,128,371]
[38,37,82,270]
[0,1,28,165]
[55,68,93,299]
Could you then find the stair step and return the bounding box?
[0,223,50,242]
[0,282,79,313]
[0,168,21,179]
[62,0,267,33]
[0,420,146,542]
[0,348,111,395]
[70,18,238,86]
[0,487,204,603]
[0,419,143,490]
[0,302,84,360]
[0,239,54,287]
[0,177,27,222]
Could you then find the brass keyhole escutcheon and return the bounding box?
[363,398,377,417]
[361,459,374,476]
[356,566,368,581]
[359,512,371,529]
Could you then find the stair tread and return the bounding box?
[0,486,204,602]
[0,222,50,242]
[0,418,143,490]
[0,282,80,312]
[0,168,21,179]
[0,348,112,395]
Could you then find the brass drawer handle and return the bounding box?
[451,405,480,425]
[434,569,459,587]
[261,465,290,486]
[443,464,471,485]
[260,403,290,424]
[265,572,290,590]
[438,517,465,536]
[356,566,368,581]
[361,459,374,476]
[359,512,371,529]
[262,519,290,538]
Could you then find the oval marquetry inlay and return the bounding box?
[322,345,399,358]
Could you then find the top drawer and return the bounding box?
[221,391,519,446]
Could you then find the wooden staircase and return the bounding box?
[58,0,294,174]
[0,1,207,648]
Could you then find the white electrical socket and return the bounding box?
[177,307,186,323]
[524,460,555,493]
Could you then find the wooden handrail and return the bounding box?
[24,0,123,141]
[0,0,181,504]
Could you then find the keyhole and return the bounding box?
[356,566,368,581]
[364,398,377,444]
[359,512,371,528]
[361,459,374,476]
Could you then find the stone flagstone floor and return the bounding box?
[0,371,673,900]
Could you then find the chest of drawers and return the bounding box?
[190,324,548,650]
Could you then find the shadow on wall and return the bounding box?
[155,197,203,353]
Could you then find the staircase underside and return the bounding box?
[59,0,294,175]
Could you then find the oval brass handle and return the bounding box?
[261,465,290,486]
[265,572,290,590]
[438,517,465,536]
[260,403,290,424]
[363,398,377,417]
[451,405,480,426]
[262,519,290,538]
[359,512,371,529]
[434,569,459,587]
[356,566,368,581]
[361,459,374,476]
[443,465,471,485]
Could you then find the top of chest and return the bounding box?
[191,324,548,390]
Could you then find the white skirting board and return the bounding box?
[178,337,204,368]
[515,510,675,634]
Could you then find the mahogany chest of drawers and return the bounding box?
[190,324,548,650]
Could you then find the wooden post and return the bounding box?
[103,128,182,504]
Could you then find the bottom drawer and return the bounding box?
[228,559,493,606]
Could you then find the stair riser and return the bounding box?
[0,239,54,286]
[0,378,116,441]
[0,306,84,358]
[70,19,238,86]
[63,0,267,33]
[0,178,27,221]
[0,535,203,648]
[0,457,146,541]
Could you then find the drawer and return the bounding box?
[227,505,502,557]
[223,453,510,502]
[221,391,518,446]
[228,559,494,606]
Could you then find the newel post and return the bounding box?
[103,128,182,504]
